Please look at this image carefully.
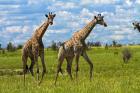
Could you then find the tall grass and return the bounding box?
[0,47,140,93]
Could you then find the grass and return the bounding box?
[0,46,140,93]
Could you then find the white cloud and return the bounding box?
[4,25,33,33]
[81,0,116,5]
[125,0,133,6]
[56,11,72,18]
[136,0,140,4]
[80,8,93,17]
[28,0,47,5]
[48,1,78,10]
[110,35,124,40]
[47,29,68,34]
[5,26,21,33]
[1,0,140,47]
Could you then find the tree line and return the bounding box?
[0,40,139,53]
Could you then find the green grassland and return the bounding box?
[0,46,140,93]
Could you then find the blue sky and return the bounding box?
[0,0,140,48]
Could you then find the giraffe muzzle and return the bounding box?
[50,22,53,25]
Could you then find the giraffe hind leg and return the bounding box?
[75,54,80,79]
[66,56,74,80]
[54,55,64,85]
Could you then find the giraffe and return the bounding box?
[55,14,107,84]
[132,21,140,32]
[22,12,56,85]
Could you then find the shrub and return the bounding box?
[122,48,132,63]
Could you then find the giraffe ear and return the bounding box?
[132,23,134,25]
[45,14,48,17]
[94,16,97,19]
[53,14,56,17]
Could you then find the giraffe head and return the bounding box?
[132,21,140,30]
[45,12,56,25]
[94,14,107,27]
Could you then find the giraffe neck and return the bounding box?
[34,20,50,40]
[77,19,97,40]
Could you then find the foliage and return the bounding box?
[0,43,1,50]
[17,44,23,49]
[112,40,117,47]
[87,41,102,47]
[50,41,58,51]
[105,43,108,50]
[122,48,132,63]
[7,42,16,52]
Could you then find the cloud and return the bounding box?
[110,35,124,40]
[47,29,68,34]
[135,0,140,4]
[5,26,22,33]
[0,0,140,47]
[81,0,116,5]
[48,1,78,11]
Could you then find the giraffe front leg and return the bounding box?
[33,46,39,84]
[39,51,46,84]
[82,51,93,80]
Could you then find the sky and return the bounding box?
[0,0,140,48]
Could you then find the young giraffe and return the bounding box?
[22,12,56,84]
[132,22,140,32]
[55,14,107,84]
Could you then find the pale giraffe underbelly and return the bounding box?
[63,41,84,57]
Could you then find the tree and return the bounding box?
[17,44,23,49]
[112,40,117,47]
[105,43,108,50]
[50,41,57,51]
[0,43,1,50]
[94,41,101,47]
[7,42,16,52]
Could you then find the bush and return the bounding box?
[122,48,132,63]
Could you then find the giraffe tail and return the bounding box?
[23,65,28,86]
[57,43,65,75]
[22,52,28,86]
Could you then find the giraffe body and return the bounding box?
[55,14,107,84]
[22,12,56,85]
